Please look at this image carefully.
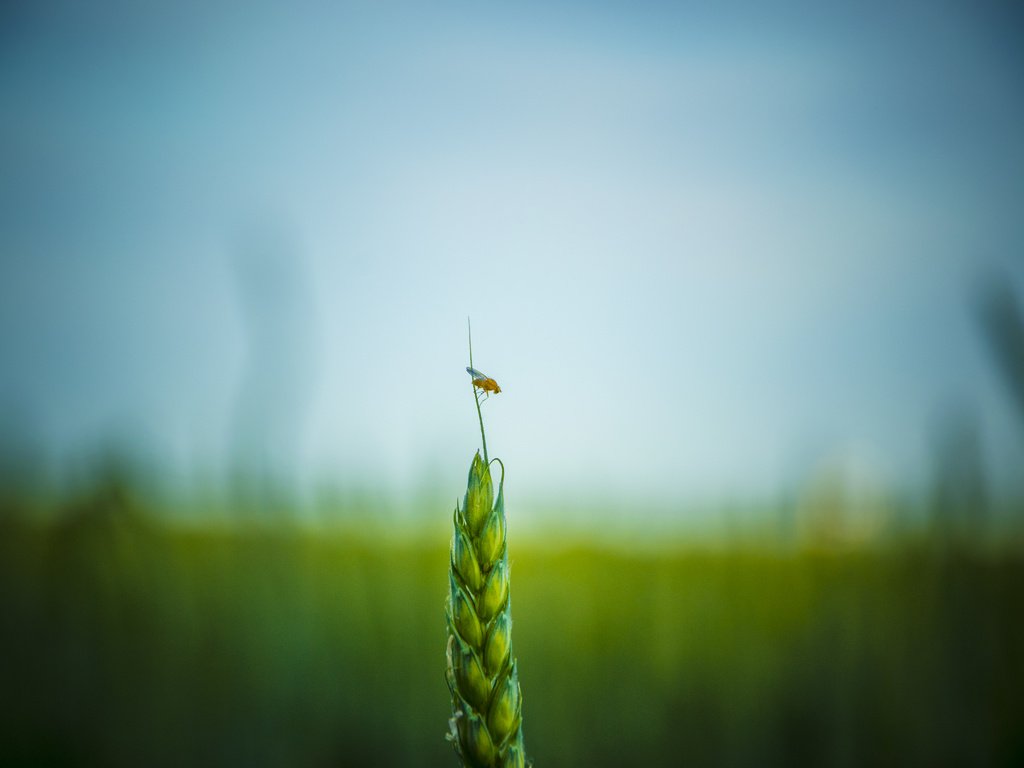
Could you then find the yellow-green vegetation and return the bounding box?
[0,503,1023,766]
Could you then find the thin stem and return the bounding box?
[468,317,488,464]
[475,391,489,465]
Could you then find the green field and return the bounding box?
[1,491,1023,767]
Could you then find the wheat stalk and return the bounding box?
[445,323,530,768]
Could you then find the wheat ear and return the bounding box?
[446,323,530,767]
[446,453,529,767]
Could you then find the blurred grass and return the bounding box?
[1,490,1023,767]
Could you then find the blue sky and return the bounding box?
[1,2,1023,514]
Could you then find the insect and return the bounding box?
[466,367,501,396]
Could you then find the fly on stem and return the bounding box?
[466,318,501,464]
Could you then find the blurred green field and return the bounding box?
[1,489,1023,767]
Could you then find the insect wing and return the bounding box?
[466,367,489,381]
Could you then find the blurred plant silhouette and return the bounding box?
[977,271,1024,428]
[229,222,318,518]
[929,405,988,539]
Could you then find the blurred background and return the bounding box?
[2,1,1023,765]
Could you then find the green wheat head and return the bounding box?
[446,324,530,768]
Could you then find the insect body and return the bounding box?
[466,367,501,395]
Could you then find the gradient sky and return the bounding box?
[2,2,1023,516]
